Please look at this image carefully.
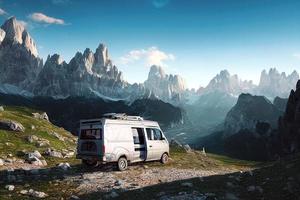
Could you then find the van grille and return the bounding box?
[81,142,97,152]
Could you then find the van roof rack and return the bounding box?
[102,113,144,121]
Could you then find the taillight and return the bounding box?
[102,144,105,153]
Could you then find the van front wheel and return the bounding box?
[160,153,169,164]
[117,157,128,171]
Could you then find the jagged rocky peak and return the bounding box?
[1,17,38,57]
[144,65,187,102]
[0,17,42,88]
[203,70,255,95]
[94,43,111,67]
[258,68,299,98]
[46,54,65,66]
[148,65,167,80]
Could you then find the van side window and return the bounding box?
[146,128,153,140]
[153,129,162,140]
[146,128,162,140]
[131,128,145,144]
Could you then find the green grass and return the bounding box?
[0,106,76,160]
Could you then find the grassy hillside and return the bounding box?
[0,106,76,165]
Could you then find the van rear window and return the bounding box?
[80,129,102,140]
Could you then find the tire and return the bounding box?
[117,157,128,171]
[82,159,98,167]
[160,153,169,164]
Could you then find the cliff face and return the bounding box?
[0,17,43,88]
[258,68,299,98]
[278,80,300,154]
[144,65,186,103]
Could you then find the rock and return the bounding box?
[58,163,71,171]
[143,165,149,169]
[0,158,4,166]
[70,195,80,200]
[183,144,192,152]
[48,150,63,158]
[0,120,25,132]
[181,182,193,187]
[5,185,15,191]
[40,160,47,166]
[28,189,48,198]
[25,153,45,166]
[62,151,75,158]
[114,180,123,186]
[32,112,49,121]
[32,150,42,159]
[0,106,4,111]
[20,190,28,195]
[31,125,35,130]
[27,135,39,143]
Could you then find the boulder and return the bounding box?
[32,112,49,121]
[0,120,25,132]
[5,185,15,191]
[45,149,63,158]
[28,189,48,198]
[58,163,71,171]
[26,135,50,147]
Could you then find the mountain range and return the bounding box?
[0,17,298,105]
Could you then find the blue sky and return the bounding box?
[0,0,300,88]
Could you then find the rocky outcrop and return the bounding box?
[0,120,25,132]
[278,80,300,153]
[257,68,299,98]
[144,65,186,103]
[0,17,43,88]
[224,93,282,136]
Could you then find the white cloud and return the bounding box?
[119,46,175,67]
[293,53,300,59]
[0,8,7,15]
[28,13,65,25]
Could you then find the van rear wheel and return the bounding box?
[117,157,128,171]
[160,153,169,164]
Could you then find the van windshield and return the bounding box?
[80,129,102,140]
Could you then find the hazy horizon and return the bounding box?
[1,0,300,89]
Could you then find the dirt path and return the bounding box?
[68,164,244,197]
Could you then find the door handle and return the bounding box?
[149,145,152,147]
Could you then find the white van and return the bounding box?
[76,113,169,171]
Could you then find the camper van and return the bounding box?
[76,113,169,171]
